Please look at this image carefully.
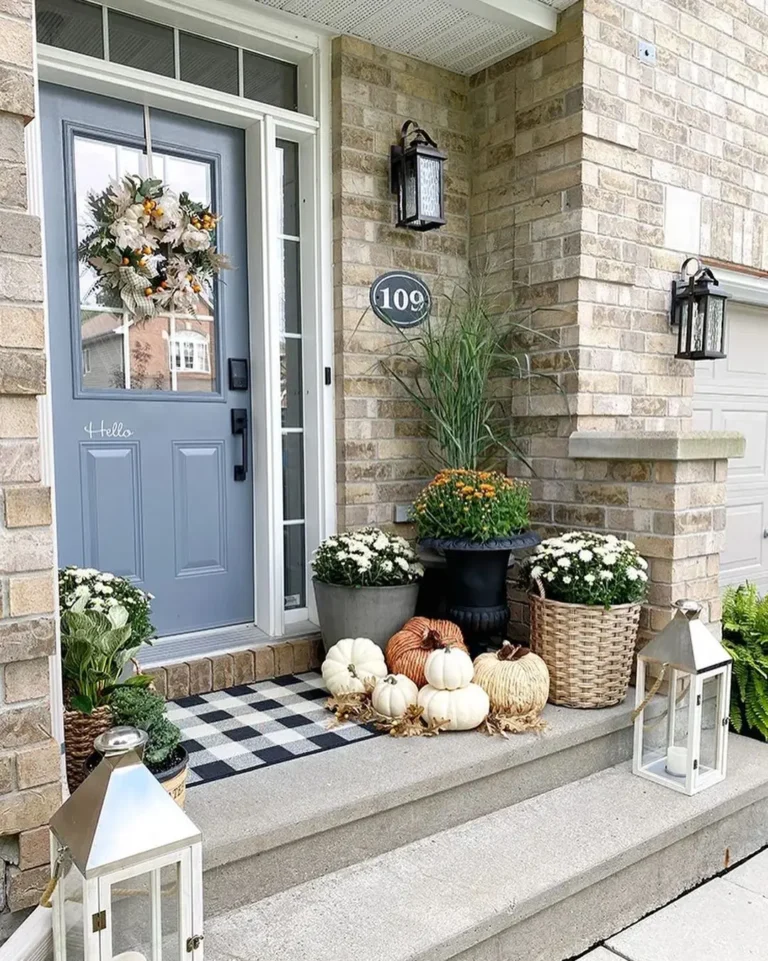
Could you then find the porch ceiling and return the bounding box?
[253,0,578,74]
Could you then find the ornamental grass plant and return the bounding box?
[382,272,565,471]
[412,469,530,542]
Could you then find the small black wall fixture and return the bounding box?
[390,119,446,231]
[670,257,728,360]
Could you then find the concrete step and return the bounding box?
[203,734,768,961]
[189,696,652,915]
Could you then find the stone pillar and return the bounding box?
[0,3,61,939]
[568,431,746,642]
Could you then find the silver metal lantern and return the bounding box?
[46,727,203,961]
[633,600,732,795]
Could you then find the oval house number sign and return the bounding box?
[370,270,432,329]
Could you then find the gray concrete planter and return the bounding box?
[313,579,420,653]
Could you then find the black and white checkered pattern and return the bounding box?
[168,672,379,786]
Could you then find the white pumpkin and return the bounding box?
[372,674,419,718]
[423,646,474,691]
[321,637,387,695]
[418,683,489,731]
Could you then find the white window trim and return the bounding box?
[30,2,335,652]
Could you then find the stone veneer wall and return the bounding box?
[0,0,60,937]
[466,0,768,637]
[331,36,471,530]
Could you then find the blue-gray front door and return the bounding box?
[41,84,254,636]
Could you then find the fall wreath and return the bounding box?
[78,174,230,318]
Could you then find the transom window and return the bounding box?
[35,0,299,111]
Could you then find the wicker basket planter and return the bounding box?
[63,705,113,792]
[529,586,641,709]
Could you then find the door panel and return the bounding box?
[172,443,227,576]
[41,83,254,635]
[80,443,143,579]
[694,302,768,591]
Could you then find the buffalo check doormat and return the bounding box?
[167,672,379,786]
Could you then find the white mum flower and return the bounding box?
[74,585,90,597]
[599,570,614,581]
[557,557,571,569]
[603,553,618,566]
[337,551,348,560]
[638,571,648,581]
[585,573,596,584]
[626,568,639,581]
[381,559,393,572]
[395,556,409,570]
[562,576,572,584]
[544,572,555,581]
[578,549,593,562]
[410,563,425,577]
[637,557,648,569]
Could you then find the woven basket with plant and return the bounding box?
[527,532,648,709]
[59,567,154,791]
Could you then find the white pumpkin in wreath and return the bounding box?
[418,683,490,731]
[372,674,419,718]
[424,646,474,691]
[321,637,388,695]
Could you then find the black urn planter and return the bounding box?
[417,531,540,656]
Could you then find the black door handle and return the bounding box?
[231,408,248,481]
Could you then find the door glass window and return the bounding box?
[74,134,216,394]
[278,141,306,611]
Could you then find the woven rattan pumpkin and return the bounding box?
[473,641,549,716]
[385,617,468,687]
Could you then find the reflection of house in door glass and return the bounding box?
[80,294,216,393]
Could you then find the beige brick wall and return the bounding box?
[332,36,471,530]
[332,2,760,641]
[0,1,60,936]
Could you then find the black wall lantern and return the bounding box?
[390,120,446,231]
[670,257,728,360]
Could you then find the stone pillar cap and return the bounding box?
[568,431,745,462]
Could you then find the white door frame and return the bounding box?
[30,0,336,645]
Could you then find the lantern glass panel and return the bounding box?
[699,673,724,776]
[403,153,418,222]
[109,863,182,961]
[59,850,86,961]
[641,667,692,782]
[706,295,725,354]
[417,154,442,220]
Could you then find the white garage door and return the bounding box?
[693,301,768,590]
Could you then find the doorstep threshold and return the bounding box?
[138,620,320,669]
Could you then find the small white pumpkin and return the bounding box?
[423,645,474,691]
[372,674,419,718]
[321,637,388,695]
[417,683,490,731]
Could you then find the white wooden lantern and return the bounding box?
[633,600,732,795]
[47,727,203,961]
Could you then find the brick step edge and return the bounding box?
[142,634,324,700]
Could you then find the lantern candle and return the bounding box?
[665,746,687,778]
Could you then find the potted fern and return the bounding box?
[722,583,768,740]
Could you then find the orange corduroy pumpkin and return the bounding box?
[385,617,468,687]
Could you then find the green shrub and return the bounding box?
[109,685,181,771]
[721,583,768,741]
